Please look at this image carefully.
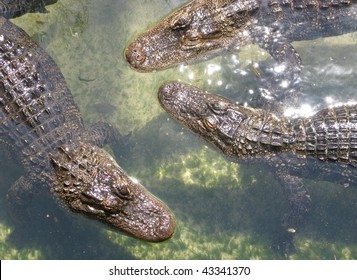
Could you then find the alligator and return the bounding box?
[158,81,357,246]
[0,1,175,242]
[126,0,357,111]
[0,0,58,19]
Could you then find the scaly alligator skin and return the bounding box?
[158,81,357,242]
[0,0,57,18]
[0,2,175,242]
[127,0,357,110]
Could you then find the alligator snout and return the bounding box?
[150,208,176,242]
[125,42,147,69]
[158,83,176,101]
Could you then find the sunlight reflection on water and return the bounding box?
[176,38,357,120]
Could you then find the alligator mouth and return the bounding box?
[104,206,176,242]
[79,199,175,242]
[80,189,176,242]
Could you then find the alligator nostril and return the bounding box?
[158,83,175,101]
[125,42,146,66]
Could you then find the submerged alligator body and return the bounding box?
[158,81,357,243]
[127,0,357,110]
[0,0,57,19]
[0,1,174,242]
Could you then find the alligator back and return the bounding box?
[293,105,357,165]
[257,0,357,41]
[0,17,83,174]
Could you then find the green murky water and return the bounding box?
[0,0,357,259]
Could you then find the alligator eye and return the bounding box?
[198,24,221,39]
[115,185,131,199]
[202,116,218,130]
[209,102,227,114]
[170,13,192,29]
[80,191,100,204]
[184,29,200,41]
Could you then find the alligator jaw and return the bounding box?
[97,176,176,242]
[124,17,202,72]
[125,0,254,72]
[80,173,176,242]
[158,82,244,156]
[50,143,175,242]
[158,81,249,133]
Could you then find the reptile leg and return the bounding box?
[275,167,312,232]
[6,176,35,222]
[83,122,129,147]
[273,166,312,253]
[251,25,302,113]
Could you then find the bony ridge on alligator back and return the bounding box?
[158,81,357,244]
[0,1,175,242]
[126,0,357,111]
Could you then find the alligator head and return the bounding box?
[125,0,258,72]
[158,82,291,158]
[50,142,175,242]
